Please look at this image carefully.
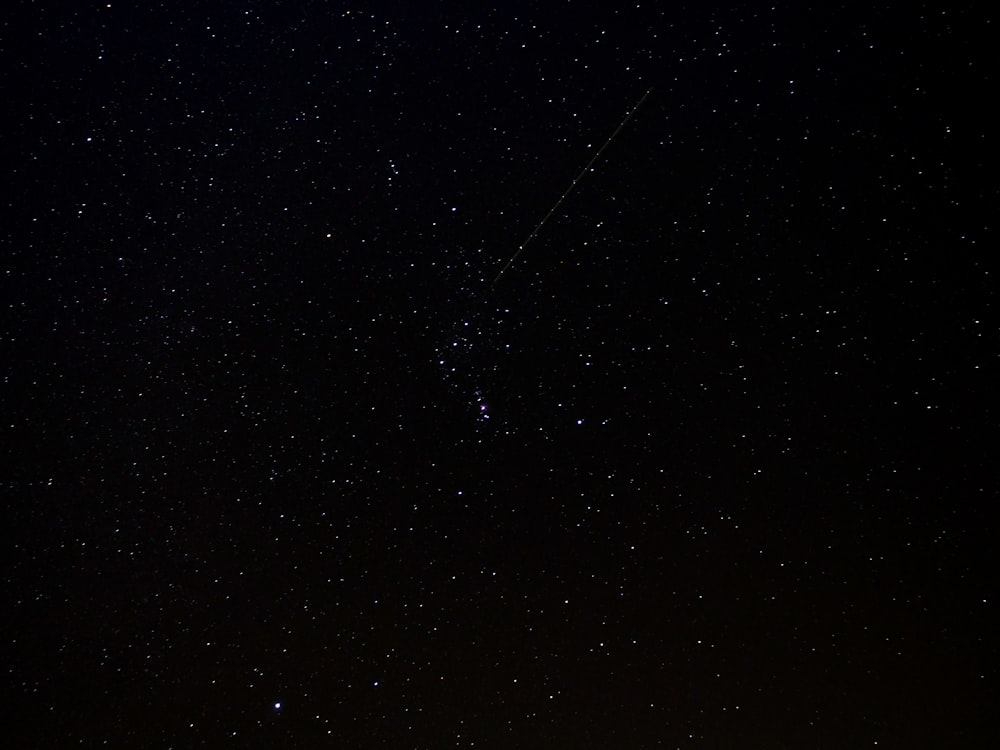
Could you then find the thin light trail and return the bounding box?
[490,87,654,287]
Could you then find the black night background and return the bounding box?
[3,2,996,747]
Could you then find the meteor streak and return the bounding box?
[490,87,654,287]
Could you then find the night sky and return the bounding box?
[4,2,996,748]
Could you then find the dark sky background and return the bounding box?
[3,2,996,747]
